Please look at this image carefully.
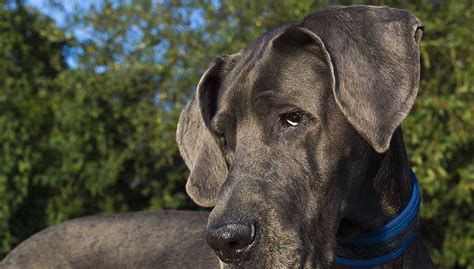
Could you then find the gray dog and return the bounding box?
[2,5,433,268]
[178,4,433,268]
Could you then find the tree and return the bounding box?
[0,0,66,254]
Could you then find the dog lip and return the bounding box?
[215,244,254,265]
[216,249,246,264]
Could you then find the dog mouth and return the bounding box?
[218,229,318,268]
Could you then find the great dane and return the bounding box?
[2,5,433,268]
[178,5,432,268]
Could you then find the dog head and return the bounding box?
[177,6,422,267]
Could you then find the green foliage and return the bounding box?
[0,0,472,267]
[0,0,193,256]
[0,2,66,254]
[403,2,474,267]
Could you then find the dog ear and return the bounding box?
[176,57,228,207]
[285,6,423,153]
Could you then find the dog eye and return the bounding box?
[281,111,305,127]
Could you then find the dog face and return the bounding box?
[177,6,422,268]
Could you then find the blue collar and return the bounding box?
[334,170,421,267]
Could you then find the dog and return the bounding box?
[2,5,433,268]
[177,5,433,268]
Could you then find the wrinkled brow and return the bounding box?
[253,89,309,111]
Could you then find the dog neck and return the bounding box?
[334,128,423,267]
[338,128,414,236]
[372,128,413,222]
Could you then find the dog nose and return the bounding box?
[206,222,256,264]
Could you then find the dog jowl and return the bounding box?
[177,5,432,268]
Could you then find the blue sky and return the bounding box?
[27,0,95,27]
[27,0,106,41]
[26,0,101,68]
[27,0,209,30]
[25,0,213,69]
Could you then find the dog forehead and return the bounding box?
[245,57,326,106]
[216,26,290,111]
[223,25,293,90]
[217,25,328,120]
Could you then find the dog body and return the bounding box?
[1,211,218,268]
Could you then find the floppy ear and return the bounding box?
[176,57,228,207]
[294,6,423,153]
